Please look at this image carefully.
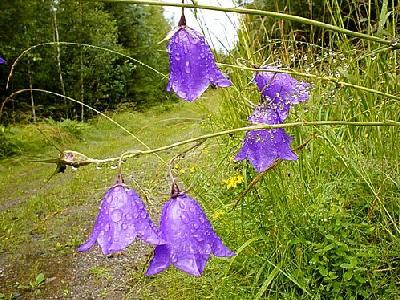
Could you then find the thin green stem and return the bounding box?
[63,120,400,166]
[97,0,400,49]
[6,88,166,164]
[5,41,166,91]
[219,63,400,101]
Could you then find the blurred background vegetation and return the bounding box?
[0,0,172,124]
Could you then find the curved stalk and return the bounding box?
[97,0,400,49]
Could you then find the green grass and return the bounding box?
[1,1,400,299]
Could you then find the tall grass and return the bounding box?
[137,1,399,299]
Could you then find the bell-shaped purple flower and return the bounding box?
[167,25,231,101]
[234,128,298,173]
[78,181,164,255]
[253,66,310,123]
[145,193,234,277]
[0,56,5,65]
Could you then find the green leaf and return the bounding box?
[343,271,353,281]
[35,273,45,285]
[319,265,329,277]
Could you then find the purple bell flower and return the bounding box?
[78,178,164,255]
[166,18,231,101]
[145,193,234,277]
[234,129,298,173]
[253,66,310,123]
[0,56,5,65]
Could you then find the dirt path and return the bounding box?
[0,101,213,299]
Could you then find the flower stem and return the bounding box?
[49,120,400,167]
[97,0,400,49]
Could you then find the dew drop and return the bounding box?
[185,61,190,73]
[179,201,185,209]
[125,213,133,221]
[140,211,147,219]
[194,234,204,242]
[181,213,189,224]
[174,52,181,61]
[192,223,199,229]
[111,209,122,222]
[104,224,110,231]
[204,243,212,254]
[122,223,128,230]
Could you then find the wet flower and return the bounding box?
[167,20,231,101]
[252,66,310,123]
[0,56,5,64]
[78,179,164,255]
[234,129,297,173]
[145,193,234,276]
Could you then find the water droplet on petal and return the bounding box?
[104,224,110,231]
[125,213,133,220]
[185,61,190,73]
[111,209,122,222]
[174,52,181,61]
[179,201,185,209]
[140,211,147,218]
[192,223,199,229]
[204,243,212,254]
[122,223,128,230]
[181,213,189,224]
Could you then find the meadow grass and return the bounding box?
[1,0,399,299]
[130,1,399,299]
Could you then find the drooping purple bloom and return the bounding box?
[252,66,310,123]
[234,129,298,173]
[145,193,234,277]
[0,57,5,65]
[78,181,164,255]
[167,26,231,101]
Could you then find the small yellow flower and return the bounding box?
[189,166,196,173]
[212,209,225,221]
[179,169,186,174]
[222,174,244,189]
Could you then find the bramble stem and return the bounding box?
[96,0,400,49]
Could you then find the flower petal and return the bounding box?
[235,129,297,173]
[167,27,231,101]
[145,244,171,276]
[147,194,234,276]
[78,184,163,255]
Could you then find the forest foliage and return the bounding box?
[0,0,172,123]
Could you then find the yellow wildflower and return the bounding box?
[222,174,244,189]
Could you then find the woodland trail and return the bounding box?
[0,99,214,299]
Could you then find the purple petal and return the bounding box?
[173,253,208,277]
[126,189,165,245]
[146,194,234,276]
[254,66,310,106]
[167,27,231,101]
[0,57,5,65]
[248,102,289,125]
[234,129,298,173]
[78,184,163,255]
[145,244,171,276]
